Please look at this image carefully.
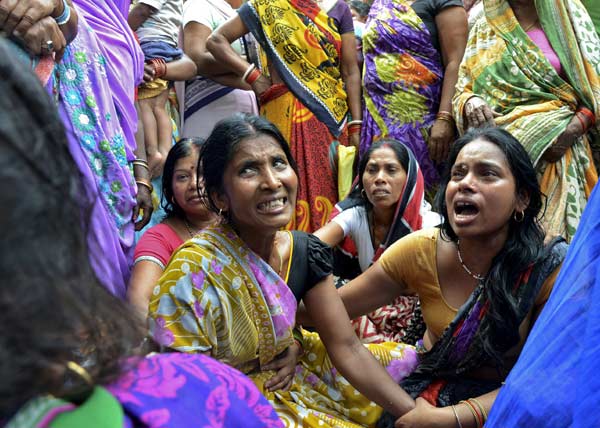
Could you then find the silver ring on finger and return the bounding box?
[42,39,54,53]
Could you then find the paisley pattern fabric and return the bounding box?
[453,0,600,241]
[240,0,348,137]
[148,224,419,427]
[361,0,444,186]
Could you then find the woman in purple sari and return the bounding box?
[2,0,152,298]
[361,0,468,186]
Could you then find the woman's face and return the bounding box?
[445,138,528,240]
[217,135,298,235]
[171,148,209,218]
[362,146,407,213]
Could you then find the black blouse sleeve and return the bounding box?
[306,234,334,286]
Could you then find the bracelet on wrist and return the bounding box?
[132,159,150,171]
[241,63,256,82]
[576,106,595,125]
[436,110,455,123]
[136,179,154,193]
[348,119,363,126]
[53,0,71,25]
[245,68,262,85]
[574,112,587,133]
[149,58,167,79]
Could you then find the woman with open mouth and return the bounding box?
[317,127,568,427]
[148,113,422,427]
[315,138,441,345]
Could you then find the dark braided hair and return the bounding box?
[0,39,144,418]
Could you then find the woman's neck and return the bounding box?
[185,213,217,230]
[371,206,395,230]
[509,0,538,22]
[456,231,508,276]
[237,227,278,261]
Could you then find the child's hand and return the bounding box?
[143,63,156,82]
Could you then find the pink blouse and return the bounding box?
[527,28,564,77]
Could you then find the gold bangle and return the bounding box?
[451,405,464,428]
[459,400,482,428]
[136,179,154,193]
[132,160,150,171]
[470,398,488,422]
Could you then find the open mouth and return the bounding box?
[454,201,479,217]
[371,188,389,197]
[257,197,287,213]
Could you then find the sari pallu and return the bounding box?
[333,143,426,344]
[375,238,568,428]
[453,0,600,241]
[148,224,419,428]
[53,2,141,298]
[239,0,351,232]
[361,0,444,186]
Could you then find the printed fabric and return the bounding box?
[453,0,600,241]
[377,237,568,428]
[333,142,426,344]
[361,0,444,186]
[5,353,283,428]
[239,0,349,137]
[148,224,419,427]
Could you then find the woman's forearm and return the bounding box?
[206,32,250,77]
[344,67,362,121]
[439,60,460,114]
[331,339,415,416]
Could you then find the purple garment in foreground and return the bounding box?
[361,0,443,185]
[108,353,284,428]
[51,0,143,298]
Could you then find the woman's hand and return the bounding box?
[251,74,272,98]
[428,119,455,163]
[395,398,449,428]
[464,96,500,129]
[21,15,67,60]
[262,341,302,392]
[542,116,586,163]
[133,185,153,231]
[0,0,57,36]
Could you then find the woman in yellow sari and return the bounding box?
[148,114,418,427]
[206,0,362,232]
[453,0,600,241]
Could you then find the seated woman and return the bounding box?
[0,39,281,428]
[148,114,419,427]
[453,0,600,242]
[312,127,568,427]
[315,139,440,344]
[128,137,217,316]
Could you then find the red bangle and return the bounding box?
[576,106,596,126]
[150,58,167,79]
[348,127,361,136]
[245,68,262,85]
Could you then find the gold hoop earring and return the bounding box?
[514,210,525,223]
[66,361,93,386]
[218,208,223,217]
[361,189,367,199]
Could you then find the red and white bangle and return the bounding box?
[241,64,256,82]
[245,68,262,85]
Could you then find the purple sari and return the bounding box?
[361,0,443,186]
[51,0,144,298]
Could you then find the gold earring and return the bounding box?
[513,210,525,223]
[66,361,93,386]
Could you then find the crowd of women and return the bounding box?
[1,0,600,427]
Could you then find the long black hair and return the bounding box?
[200,113,298,216]
[0,39,143,418]
[161,137,205,219]
[435,127,546,363]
